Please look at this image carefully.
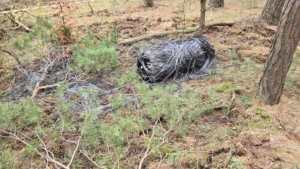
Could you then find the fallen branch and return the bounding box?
[262,23,277,32]
[80,150,104,169]
[118,22,235,45]
[138,118,160,169]
[31,60,56,98]
[67,134,82,168]
[1,49,24,68]
[0,109,88,169]
[97,97,137,116]
[87,2,94,15]
[138,113,183,169]
[31,64,51,98]
[14,19,32,32]
[0,131,68,169]
[6,13,32,32]
[1,49,29,76]
[227,86,236,115]
[0,18,7,24]
[35,83,61,90]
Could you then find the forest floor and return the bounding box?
[1,0,300,168]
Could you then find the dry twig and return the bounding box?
[227,86,236,115]
[6,13,32,32]
[0,131,68,169]
[14,19,32,32]
[31,59,63,98]
[87,2,94,15]
[80,150,104,169]
[138,113,183,169]
[138,118,159,169]
[1,49,28,76]
[67,134,82,168]
[0,111,87,169]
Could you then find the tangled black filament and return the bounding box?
[137,35,216,83]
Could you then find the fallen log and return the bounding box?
[118,21,235,45]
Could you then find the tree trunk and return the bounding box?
[261,0,287,25]
[258,0,300,105]
[143,0,154,7]
[199,0,206,35]
[209,0,224,8]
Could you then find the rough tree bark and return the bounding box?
[209,0,224,8]
[199,0,206,35]
[143,0,154,7]
[258,0,300,105]
[261,0,287,25]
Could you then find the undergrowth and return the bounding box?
[0,74,233,168]
[72,30,119,73]
[229,156,245,169]
[10,17,54,61]
[0,51,266,168]
[1,0,300,168]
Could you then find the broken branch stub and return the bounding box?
[137,36,216,83]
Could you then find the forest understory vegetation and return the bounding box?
[0,0,300,168]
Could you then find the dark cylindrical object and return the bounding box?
[137,36,215,83]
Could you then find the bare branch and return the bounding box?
[14,19,32,32]
[35,132,50,167]
[67,134,83,168]
[6,13,32,32]
[80,150,104,169]
[1,49,28,76]
[0,131,69,169]
[227,85,236,114]
[87,2,94,15]
[138,118,160,169]
[138,111,184,169]
[31,60,55,98]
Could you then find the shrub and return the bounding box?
[0,98,42,131]
[72,30,119,73]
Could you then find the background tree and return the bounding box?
[209,0,224,8]
[143,0,154,7]
[258,0,300,105]
[199,0,206,35]
[261,0,287,25]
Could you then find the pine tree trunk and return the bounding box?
[258,0,300,105]
[261,0,286,25]
[199,0,206,35]
[143,0,154,7]
[209,0,224,8]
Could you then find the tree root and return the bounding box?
[118,21,235,45]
